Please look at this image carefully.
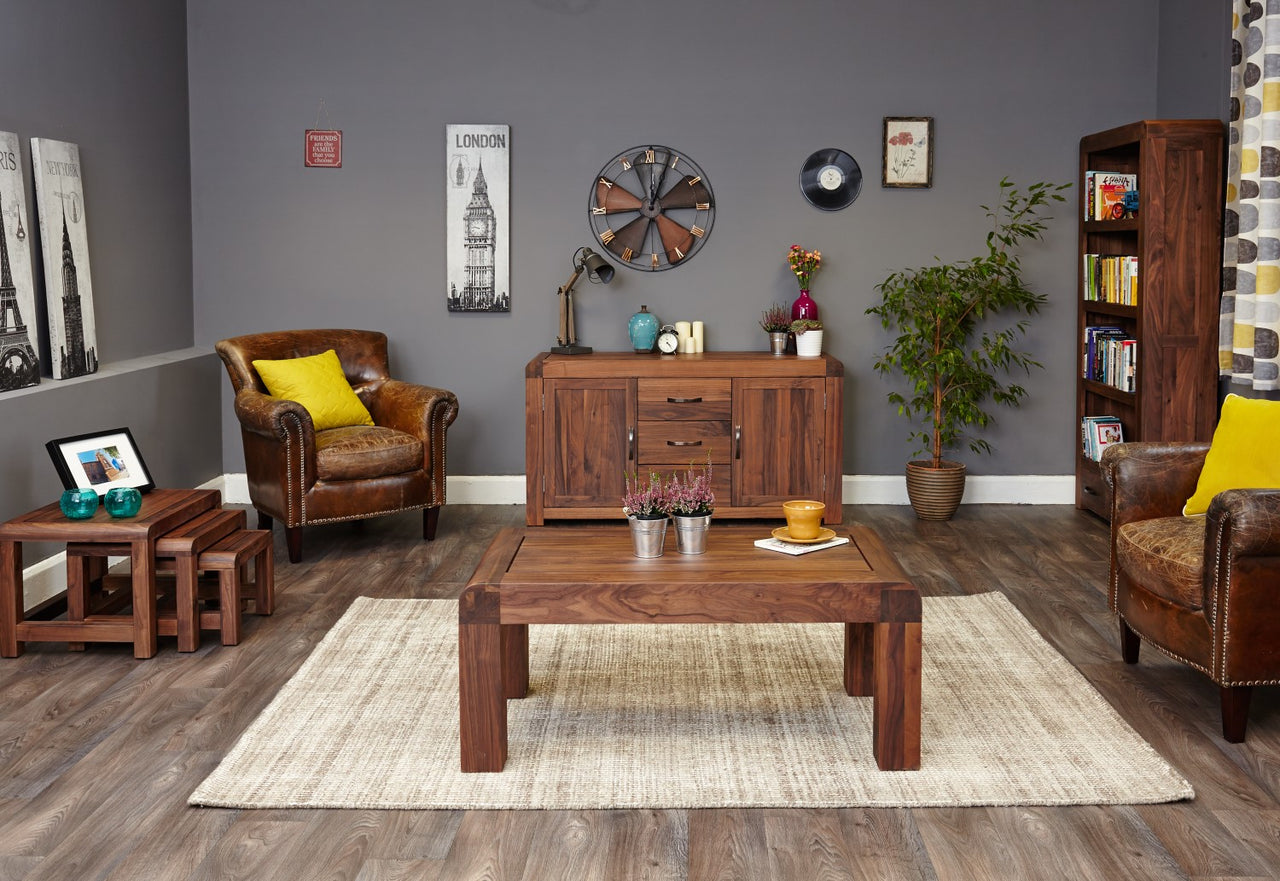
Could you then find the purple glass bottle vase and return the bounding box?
[791,289,819,321]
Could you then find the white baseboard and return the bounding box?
[19,472,1073,611]
[223,473,1075,507]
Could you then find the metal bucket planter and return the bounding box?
[905,460,966,521]
[672,513,712,554]
[628,515,669,557]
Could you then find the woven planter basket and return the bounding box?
[905,460,966,521]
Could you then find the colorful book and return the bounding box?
[1092,172,1137,221]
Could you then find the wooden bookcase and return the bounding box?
[1076,120,1224,518]
[525,351,843,525]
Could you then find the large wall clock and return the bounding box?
[588,145,714,271]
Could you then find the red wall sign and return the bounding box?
[305,129,342,168]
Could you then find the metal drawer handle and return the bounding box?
[627,426,636,460]
[734,425,742,459]
[667,440,702,446]
[668,396,703,403]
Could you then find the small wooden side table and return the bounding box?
[0,488,221,659]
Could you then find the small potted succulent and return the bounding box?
[665,459,716,555]
[759,303,791,355]
[790,318,823,356]
[623,470,669,557]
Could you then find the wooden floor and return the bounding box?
[1,504,1278,881]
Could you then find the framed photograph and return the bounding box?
[446,123,510,312]
[46,427,155,495]
[882,117,933,188]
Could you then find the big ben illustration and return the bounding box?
[0,190,39,391]
[455,161,501,311]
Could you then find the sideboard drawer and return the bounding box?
[637,421,730,464]
[637,378,731,421]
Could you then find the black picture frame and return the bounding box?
[882,117,934,188]
[46,427,155,496]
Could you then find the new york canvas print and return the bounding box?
[32,137,98,379]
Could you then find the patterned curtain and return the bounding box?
[1222,1,1280,391]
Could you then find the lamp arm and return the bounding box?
[557,266,585,347]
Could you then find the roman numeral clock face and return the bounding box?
[588,145,715,271]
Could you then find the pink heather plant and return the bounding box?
[623,471,667,519]
[665,461,716,517]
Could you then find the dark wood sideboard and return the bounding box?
[525,351,844,525]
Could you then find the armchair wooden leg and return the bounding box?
[424,507,441,541]
[1119,618,1140,664]
[285,527,303,564]
[1221,685,1253,743]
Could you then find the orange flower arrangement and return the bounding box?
[787,244,822,290]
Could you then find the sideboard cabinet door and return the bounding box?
[732,377,827,508]
[541,378,635,511]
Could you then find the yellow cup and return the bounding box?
[782,500,825,540]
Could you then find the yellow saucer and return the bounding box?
[771,526,837,545]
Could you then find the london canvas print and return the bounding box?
[446,124,509,312]
[0,131,41,391]
[31,137,98,379]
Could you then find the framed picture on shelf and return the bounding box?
[45,427,155,495]
[882,117,933,188]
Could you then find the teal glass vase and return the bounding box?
[59,487,100,519]
[628,305,659,353]
[104,487,142,518]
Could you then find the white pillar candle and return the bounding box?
[682,336,696,353]
[675,321,692,346]
[692,321,705,353]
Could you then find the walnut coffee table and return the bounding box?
[458,524,921,772]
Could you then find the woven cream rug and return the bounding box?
[189,593,1192,809]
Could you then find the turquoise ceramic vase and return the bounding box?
[104,487,142,518]
[628,305,659,353]
[59,487,99,519]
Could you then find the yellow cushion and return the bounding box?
[1183,394,1280,515]
[252,349,374,431]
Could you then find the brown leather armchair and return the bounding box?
[1101,441,1280,742]
[215,330,459,564]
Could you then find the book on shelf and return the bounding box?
[1084,171,1138,220]
[753,536,850,555]
[1082,254,1139,305]
[1081,415,1124,461]
[1082,325,1137,390]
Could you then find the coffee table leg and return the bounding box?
[873,619,922,771]
[130,542,159,659]
[844,622,874,696]
[459,618,508,771]
[1,540,22,658]
[502,624,529,699]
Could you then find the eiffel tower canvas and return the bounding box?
[0,132,40,392]
[31,137,98,380]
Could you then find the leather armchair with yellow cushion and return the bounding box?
[215,329,459,564]
[1101,440,1280,742]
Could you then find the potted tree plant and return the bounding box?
[865,177,1069,520]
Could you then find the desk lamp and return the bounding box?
[551,246,615,354]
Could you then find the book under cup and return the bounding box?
[754,535,851,555]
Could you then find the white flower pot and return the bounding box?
[795,329,823,357]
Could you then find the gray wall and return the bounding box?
[190,0,1229,479]
[0,1,221,535]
